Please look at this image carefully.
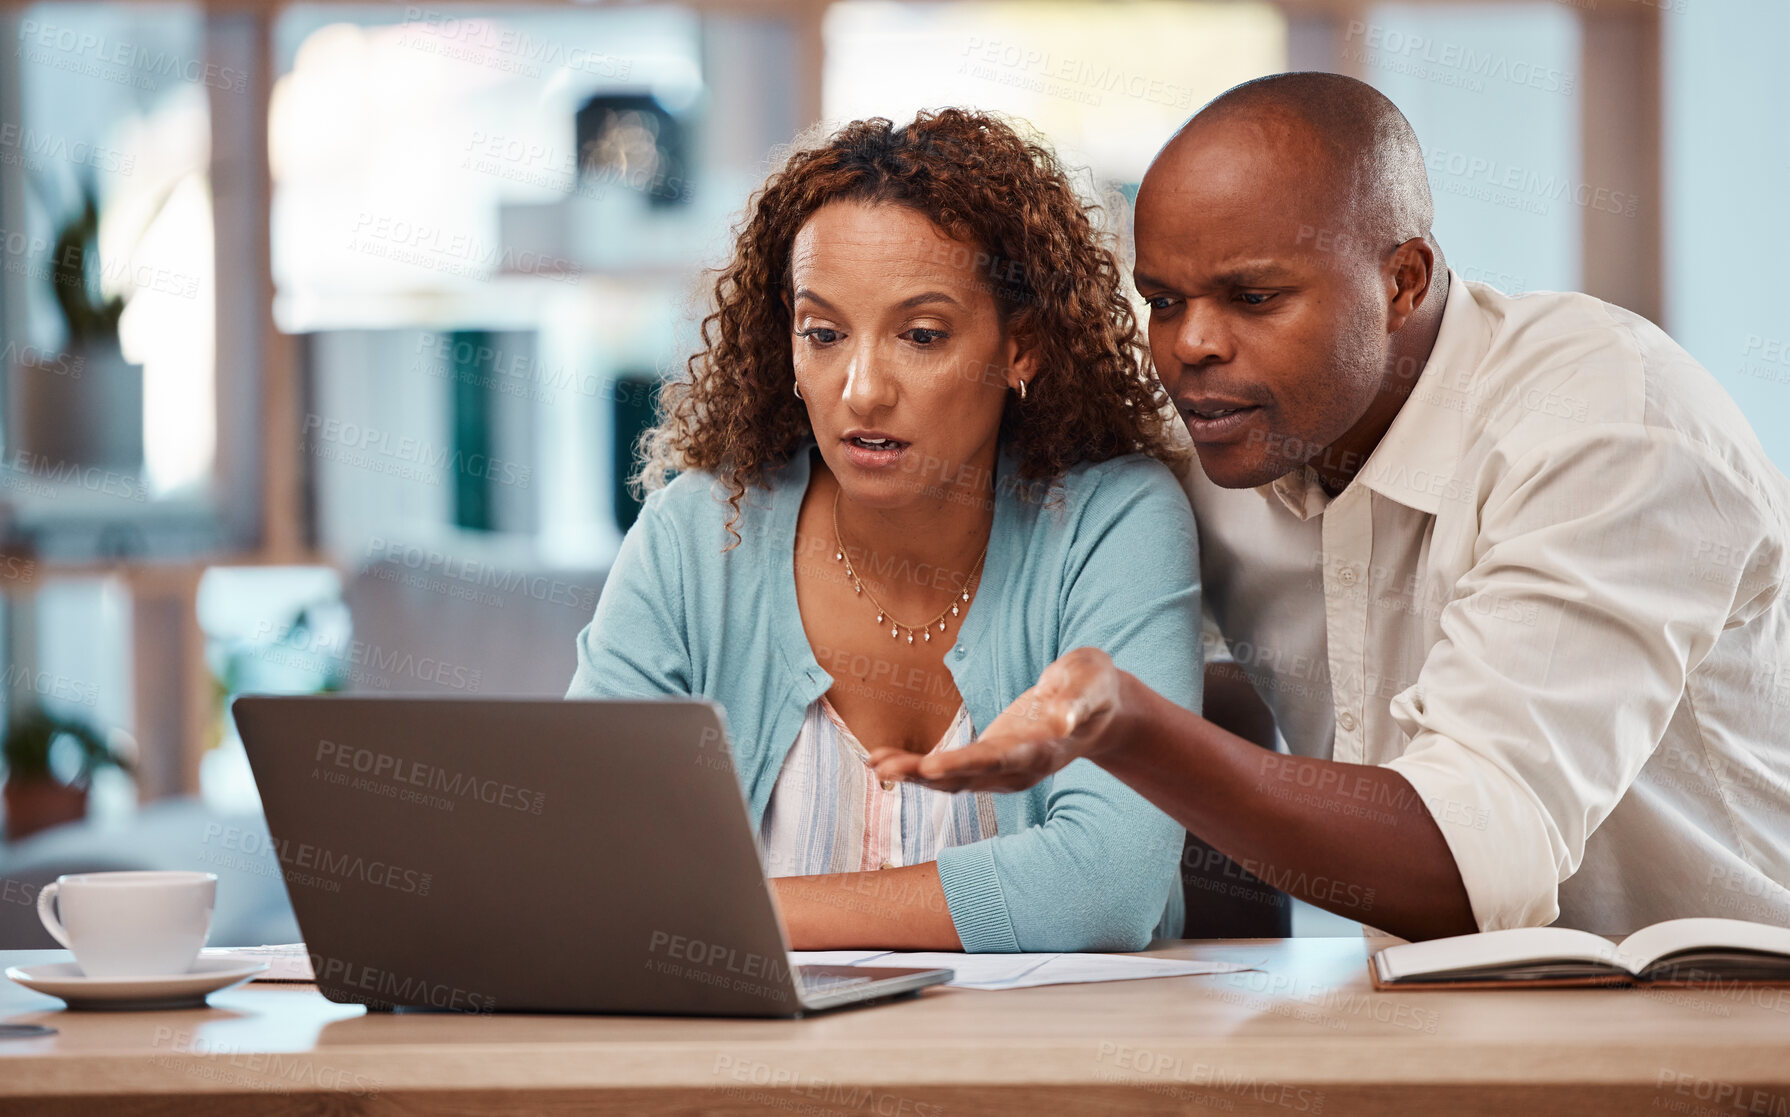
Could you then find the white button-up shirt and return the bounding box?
[1180,271,1790,934]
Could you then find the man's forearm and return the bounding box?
[770,863,964,950]
[1101,671,1479,941]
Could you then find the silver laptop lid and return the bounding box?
[235,695,812,1016]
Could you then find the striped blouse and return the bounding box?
[758,695,998,877]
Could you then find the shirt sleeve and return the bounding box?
[936,458,1203,951]
[565,488,694,700]
[1382,426,1781,930]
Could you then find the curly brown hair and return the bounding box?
[636,108,1184,529]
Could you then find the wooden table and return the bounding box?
[2,938,1786,1116]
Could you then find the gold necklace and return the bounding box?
[831,489,989,645]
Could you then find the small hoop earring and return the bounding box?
[793,380,803,400]
[1015,379,1028,401]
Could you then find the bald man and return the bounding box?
[874,72,1790,941]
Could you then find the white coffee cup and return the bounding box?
[36,870,216,978]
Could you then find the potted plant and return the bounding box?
[13,171,144,471]
[1,707,133,842]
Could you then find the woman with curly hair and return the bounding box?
[568,109,1202,951]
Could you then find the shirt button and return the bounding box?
[879,860,894,870]
[954,646,966,658]
[1337,710,1357,732]
[881,779,896,792]
[1337,566,1359,586]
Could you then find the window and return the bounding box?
[1665,2,1790,471]
[825,0,1287,186]
[1357,2,1583,296]
[1,3,218,517]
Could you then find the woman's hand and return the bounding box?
[870,647,1129,792]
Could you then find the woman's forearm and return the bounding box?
[769,863,964,950]
[1101,671,1479,941]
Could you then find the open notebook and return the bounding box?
[1372,917,1790,990]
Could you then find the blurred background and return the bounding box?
[0,0,1782,945]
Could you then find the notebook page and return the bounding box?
[1616,918,1790,974]
[1376,927,1621,982]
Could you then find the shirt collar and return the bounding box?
[1265,465,1333,521]
[1354,269,1492,515]
[1254,270,1490,520]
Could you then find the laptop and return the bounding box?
[233,695,953,1016]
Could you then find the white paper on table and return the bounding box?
[200,943,314,982]
[788,950,895,967]
[790,950,1252,990]
[203,943,1254,991]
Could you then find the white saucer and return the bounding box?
[4,957,268,1011]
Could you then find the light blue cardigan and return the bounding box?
[566,445,1202,951]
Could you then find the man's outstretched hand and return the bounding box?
[869,647,1127,792]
